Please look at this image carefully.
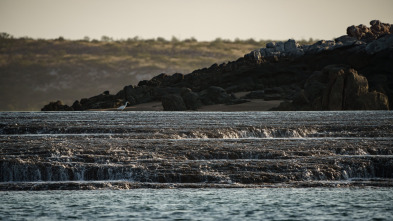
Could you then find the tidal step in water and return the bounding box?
[0,111,392,190]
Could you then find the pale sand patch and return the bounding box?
[91,100,282,112]
[198,99,282,112]
[233,91,251,98]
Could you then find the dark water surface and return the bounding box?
[1,188,392,220]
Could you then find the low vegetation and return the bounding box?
[0,33,316,111]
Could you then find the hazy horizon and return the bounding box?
[1,0,393,42]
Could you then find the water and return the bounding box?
[1,188,392,220]
[0,111,392,189]
[1,111,393,220]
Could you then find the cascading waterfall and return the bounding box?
[170,127,319,139]
[1,111,392,190]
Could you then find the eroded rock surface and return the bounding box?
[347,20,392,42]
[276,65,389,110]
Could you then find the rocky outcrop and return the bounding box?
[73,91,123,110]
[181,88,202,110]
[123,85,153,105]
[347,20,392,42]
[244,20,392,63]
[322,66,371,110]
[138,73,185,87]
[42,20,393,111]
[276,65,389,110]
[41,100,73,111]
[161,94,187,111]
[244,35,366,61]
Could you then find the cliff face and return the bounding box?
[42,20,393,111]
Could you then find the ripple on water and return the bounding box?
[1,188,392,220]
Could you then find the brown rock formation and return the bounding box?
[281,65,389,111]
[347,20,392,42]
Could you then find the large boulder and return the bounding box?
[276,65,389,110]
[304,71,328,101]
[370,20,392,36]
[199,86,231,105]
[161,94,187,111]
[320,65,388,110]
[181,88,202,110]
[359,91,390,110]
[347,24,372,41]
[347,20,392,42]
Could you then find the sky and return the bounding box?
[1,0,393,41]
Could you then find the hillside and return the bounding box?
[41,20,393,112]
[0,35,314,111]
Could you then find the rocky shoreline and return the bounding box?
[42,20,393,111]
